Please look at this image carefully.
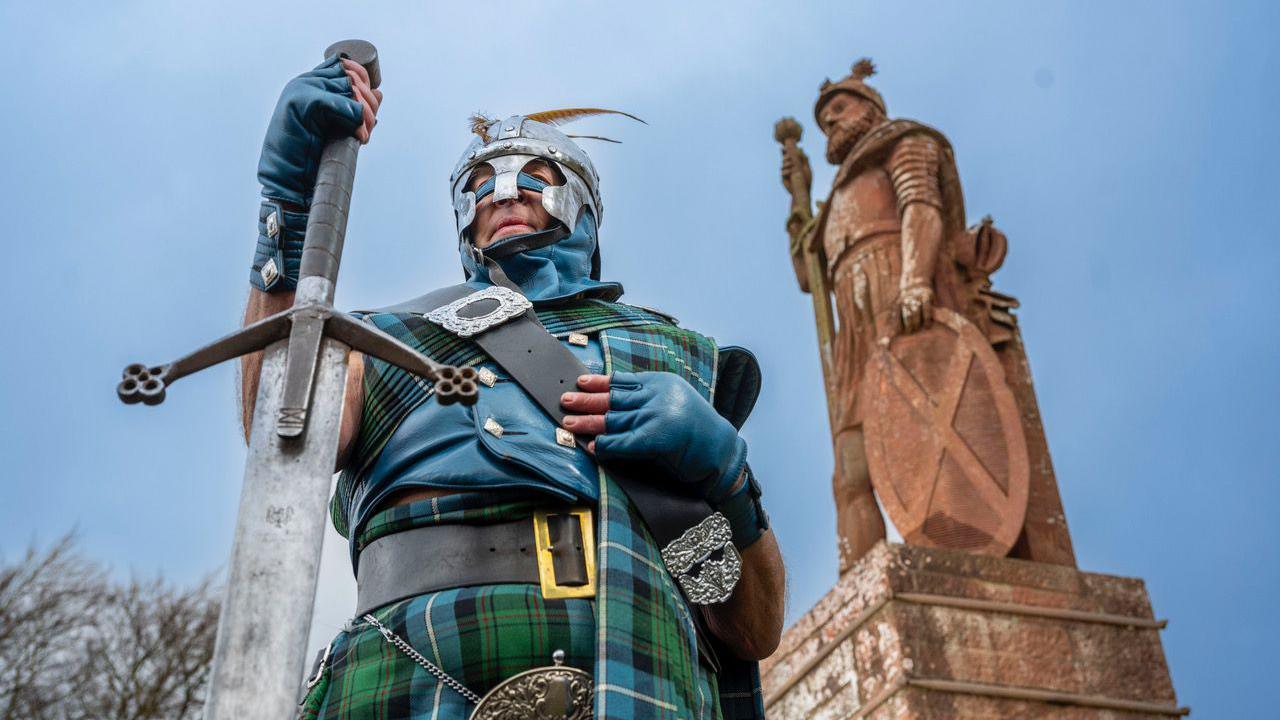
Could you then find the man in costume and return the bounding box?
[240,56,784,719]
[783,60,982,571]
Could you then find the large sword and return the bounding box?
[116,40,478,719]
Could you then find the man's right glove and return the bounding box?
[577,371,769,549]
[250,56,371,292]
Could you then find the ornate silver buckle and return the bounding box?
[426,286,533,338]
[660,512,742,605]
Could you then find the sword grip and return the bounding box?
[296,40,380,305]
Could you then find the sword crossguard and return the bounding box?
[119,303,479,420]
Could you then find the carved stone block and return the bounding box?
[761,543,1184,719]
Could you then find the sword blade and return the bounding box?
[203,335,349,719]
[205,107,368,720]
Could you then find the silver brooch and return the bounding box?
[426,286,532,338]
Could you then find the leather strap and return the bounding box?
[479,226,568,260]
[355,515,589,616]
[360,284,473,316]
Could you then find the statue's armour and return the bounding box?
[822,132,943,431]
[887,134,944,212]
[824,133,943,272]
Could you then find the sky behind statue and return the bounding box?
[1,2,1276,716]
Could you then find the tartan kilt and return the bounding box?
[299,492,726,720]
[297,584,599,720]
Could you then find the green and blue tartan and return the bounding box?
[324,299,764,719]
[301,493,606,719]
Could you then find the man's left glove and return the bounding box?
[587,371,768,548]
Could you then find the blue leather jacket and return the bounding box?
[348,336,606,535]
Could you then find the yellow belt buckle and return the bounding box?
[533,507,596,600]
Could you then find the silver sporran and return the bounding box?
[471,650,593,720]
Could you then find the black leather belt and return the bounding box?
[355,509,594,617]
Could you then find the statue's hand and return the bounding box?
[898,284,935,334]
[780,146,812,194]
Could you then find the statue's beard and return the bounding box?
[825,110,880,164]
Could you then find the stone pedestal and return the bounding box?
[761,543,1185,719]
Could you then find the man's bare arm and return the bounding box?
[703,529,786,660]
[239,287,293,439]
[900,202,943,289]
[238,287,364,467]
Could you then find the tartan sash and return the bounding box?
[597,325,764,720]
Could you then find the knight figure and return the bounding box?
[239,55,785,719]
[779,59,1076,572]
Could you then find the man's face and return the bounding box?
[818,93,881,164]
[468,159,563,249]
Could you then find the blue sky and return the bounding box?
[2,1,1277,715]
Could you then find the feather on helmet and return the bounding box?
[449,107,643,280]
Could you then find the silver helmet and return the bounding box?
[449,115,603,247]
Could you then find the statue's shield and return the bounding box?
[862,308,1029,555]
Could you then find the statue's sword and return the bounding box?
[116,40,478,719]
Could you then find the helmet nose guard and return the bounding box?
[451,116,604,277]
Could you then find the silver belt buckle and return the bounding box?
[660,512,742,605]
[426,286,532,338]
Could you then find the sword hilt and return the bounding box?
[297,40,380,299]
[119,41,480,426]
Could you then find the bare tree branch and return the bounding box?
[0,533,221,720]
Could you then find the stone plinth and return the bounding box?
[761,543,1184,719]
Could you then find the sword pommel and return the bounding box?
[323,39,380,90]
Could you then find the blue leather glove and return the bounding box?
[595,371,767,547]
[595,371,747,502]
[258,55,365,207]
[714,463,769,549]
[250,56,364,292]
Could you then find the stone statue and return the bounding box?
[776,59,1077,573]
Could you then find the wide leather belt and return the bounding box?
[355,508,595,617]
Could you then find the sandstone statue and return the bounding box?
[776,59,1076,572]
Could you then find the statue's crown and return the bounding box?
[815,58,887,122]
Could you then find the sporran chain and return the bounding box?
[362,613,483,704]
